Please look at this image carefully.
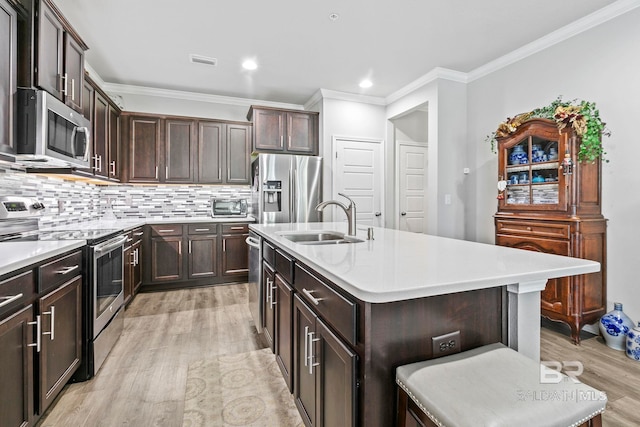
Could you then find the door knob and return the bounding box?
[374,212,382,217]
[401,212,407,216]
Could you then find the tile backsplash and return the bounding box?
[0,162,251,228]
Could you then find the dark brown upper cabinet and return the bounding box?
[123,113,251,184]
[0,0,17,155]
[248,106,319,156]
[35,0,87,113]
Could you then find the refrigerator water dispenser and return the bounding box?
[263,180,282,212]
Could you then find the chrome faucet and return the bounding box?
[316,193,357,237]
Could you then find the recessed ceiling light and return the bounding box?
[242,59,258,70]
[329,13,339,21]
[359,79,373,88]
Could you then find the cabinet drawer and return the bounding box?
[131,227,145,242]
[275,249,294,283]
[187,224,218,235]
[39,250,82,293]
[0,271,35,317]
[496,235,570,256]
[222,223,249,234]
[294,263,357,346]
[124,230,134,249]
[150,224,183,237]
[263,240,275,267]
[496,220,570,239]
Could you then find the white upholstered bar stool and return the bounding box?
[396,343,606,427]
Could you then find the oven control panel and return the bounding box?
[0,196,45,219]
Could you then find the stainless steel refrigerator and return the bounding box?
[251,154,323,224]
[248,154,322,332]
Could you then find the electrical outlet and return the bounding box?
[431,330,461,358]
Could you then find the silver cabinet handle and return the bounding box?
[165,166,169,180]
[71,78,75,101]
[155,166,159,180]
[308,330,320,375]
[42,306,55,340]
[304,326,309,367]
[0,293,23,308]
[60,73,68,95]
[194,228,210,232]
[178,241,182,255]
[133,232,144,237]
[265,278,272,307]
[98,155,103,172]
[268,279,277,309]
[28,315,41,353]
[230,226,245,230]
[223,239,226,252]
[110,161,116,176]
[158,229,175,233]
[55,265,79,275]
[134,248,139,266]
[302,288,322,306]
[189,240,192,254]
[130,250,136,266]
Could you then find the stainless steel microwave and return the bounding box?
[212,198,248,217]
[14,88,91,168]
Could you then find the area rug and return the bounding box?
[182,348,304,426]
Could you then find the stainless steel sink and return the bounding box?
[278,231,364,245]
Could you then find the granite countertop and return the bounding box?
[249,222,600,303]
[43,216,256,232]
[0,240,86,277]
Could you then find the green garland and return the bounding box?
[486,96,610,162]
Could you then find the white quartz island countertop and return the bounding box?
[0,240,86,276]
[249,222,600,304]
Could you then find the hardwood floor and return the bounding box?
[540,319,640,426]
[38,284,640,426]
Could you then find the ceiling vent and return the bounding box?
[189,54,217,67]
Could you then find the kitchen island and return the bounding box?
[250,222,600,427]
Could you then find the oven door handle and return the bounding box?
[93,235,128,256]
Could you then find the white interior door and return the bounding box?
[333,137,384,227]
[398,143,428,233]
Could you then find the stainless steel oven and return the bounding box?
[91,234,127,373]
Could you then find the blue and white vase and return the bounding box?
[627,323,640,361]
[599,302,634,351]
[509,145,528,165]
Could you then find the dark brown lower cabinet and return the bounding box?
[188,235,218,279]
[0,305,34,427]
[275,274,293,392]
[222,232,249,276]
[262,262,276,351]
[38,276,82,414]
[150,236,183,282]
[294,295,357,427]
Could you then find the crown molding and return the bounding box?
[101,83,305,110]
[304,90,324,110]
[84,62,106,88]
[385,67,468,105]
[314,88,387,106]
[467,0,640,82]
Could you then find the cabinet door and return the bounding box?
[287,112,317,155]
[82,79,93,122]
[123,244,133,305]
[275,274,293,392]
[39,276,82,414]
[36,0,64,98]
[132,240,143,295]
[222,233,249,276]
[226,124,251,184]
[188,235,218,279]
[0,305,34,427]
[197,121,223,184]
[263,262,275,351]
[293,295,318,427]
[129,117,161,183]
[165,119,195,183]
[0,0,17,154]
[150,236,183,282]
[316,318,357,427]
[63,34,84,112]
[253,108,284,151]
[108,105,120,181]
[93,92,109,178]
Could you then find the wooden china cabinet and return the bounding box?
[494,118,607,343]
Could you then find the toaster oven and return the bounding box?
[211,198,248,217]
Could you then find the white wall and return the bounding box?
[319,97,387,221]
[467,7,640,322]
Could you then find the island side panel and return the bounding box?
[360,287,506,427]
